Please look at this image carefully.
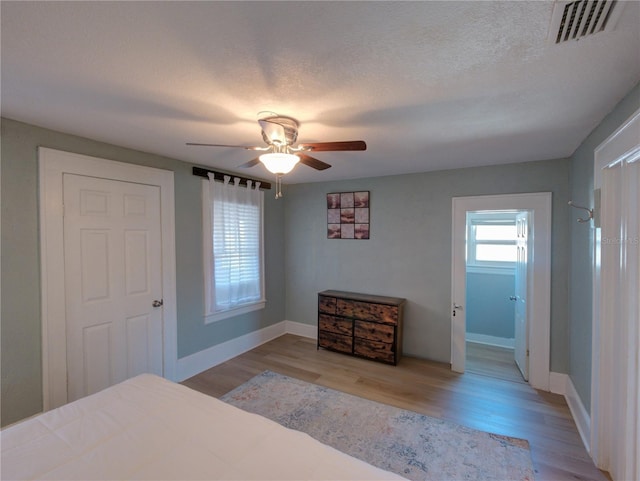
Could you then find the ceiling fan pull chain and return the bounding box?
[275,174,283,199]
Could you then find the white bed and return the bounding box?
[1,374,405,480]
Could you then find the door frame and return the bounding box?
[514,211,530,381]
[39,148,177,411]
[591,107,640,474]
[451,193,552,391]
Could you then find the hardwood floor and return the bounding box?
[182,334,610,481]
[466,341,526,384]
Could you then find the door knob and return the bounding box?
[152,299,164,308]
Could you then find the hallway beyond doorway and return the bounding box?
[465,341,525,384]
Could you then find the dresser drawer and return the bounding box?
[318,290,404,365]
[354,338,394,363]
[318,331,353,354]
[319,295,337,314]
[319,314,352,336]
[354,320,394,343]
[337,299,398,325]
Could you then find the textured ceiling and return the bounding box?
[2,1,639,184]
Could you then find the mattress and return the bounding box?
[1,373,406,480]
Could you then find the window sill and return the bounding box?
[466,264,515,275]
[204,300,266,324]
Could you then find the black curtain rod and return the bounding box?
[192,167,272,190]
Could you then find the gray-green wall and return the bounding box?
[466,271,515,339]
[0,118,285,426]
[2,80,637,426]
[568,82,640,412]
[284,160,571,368]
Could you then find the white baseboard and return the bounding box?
[176,321,286,381]
[565,375,591,455]
[285,320,317,339]
[550,372,591,455]
[175,320,316,381]
[465,333,515,349]
[549,371,567,395]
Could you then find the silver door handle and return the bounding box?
[453,304,463,309]
[509,296,517,301]
[152,299,164,308]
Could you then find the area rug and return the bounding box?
[221,371,535,481]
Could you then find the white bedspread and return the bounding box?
[1,374,405,480]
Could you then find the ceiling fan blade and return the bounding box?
[298,140,366,152]
[297,153,331,171]
[238,157,261,168]
[186,142,263,150]
[259,119,287,144]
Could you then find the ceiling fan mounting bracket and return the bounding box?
[259,115,300,145]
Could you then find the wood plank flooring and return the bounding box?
[182,334,609,481]
[466,341,526,384]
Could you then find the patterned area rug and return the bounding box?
[221,371,535,481]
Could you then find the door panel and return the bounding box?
[514,212,529,381]
[126,314,152,377]
[83,323,111,395]
[125,230,150,295]
[80,230,111,302]
[64,174,163,402]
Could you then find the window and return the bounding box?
[203,175,265,323]
[467,214,517,267]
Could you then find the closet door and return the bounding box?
[599,153,639,481]
[63,174,164,402]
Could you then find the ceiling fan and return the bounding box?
[186,114,366,176]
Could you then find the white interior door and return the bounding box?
[598,155,639,481]
[451,193,551,391]
[591,109,639,479]
[514,212,529,381]
[63,173,164,401]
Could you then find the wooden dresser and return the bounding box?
[317,290,405,365]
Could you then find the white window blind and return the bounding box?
[468,215,517,267]
[203,174,265,323]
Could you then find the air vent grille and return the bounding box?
[550,0,618,43]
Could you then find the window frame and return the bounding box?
[202,178,266,324]
[467,213,518,270]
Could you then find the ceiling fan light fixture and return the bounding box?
[259,152,300,174]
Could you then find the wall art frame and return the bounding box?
[327,191,370,239]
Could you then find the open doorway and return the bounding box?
[464,211,527,383]
[451,193,552,392]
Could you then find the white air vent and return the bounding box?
[548,0,624,44]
